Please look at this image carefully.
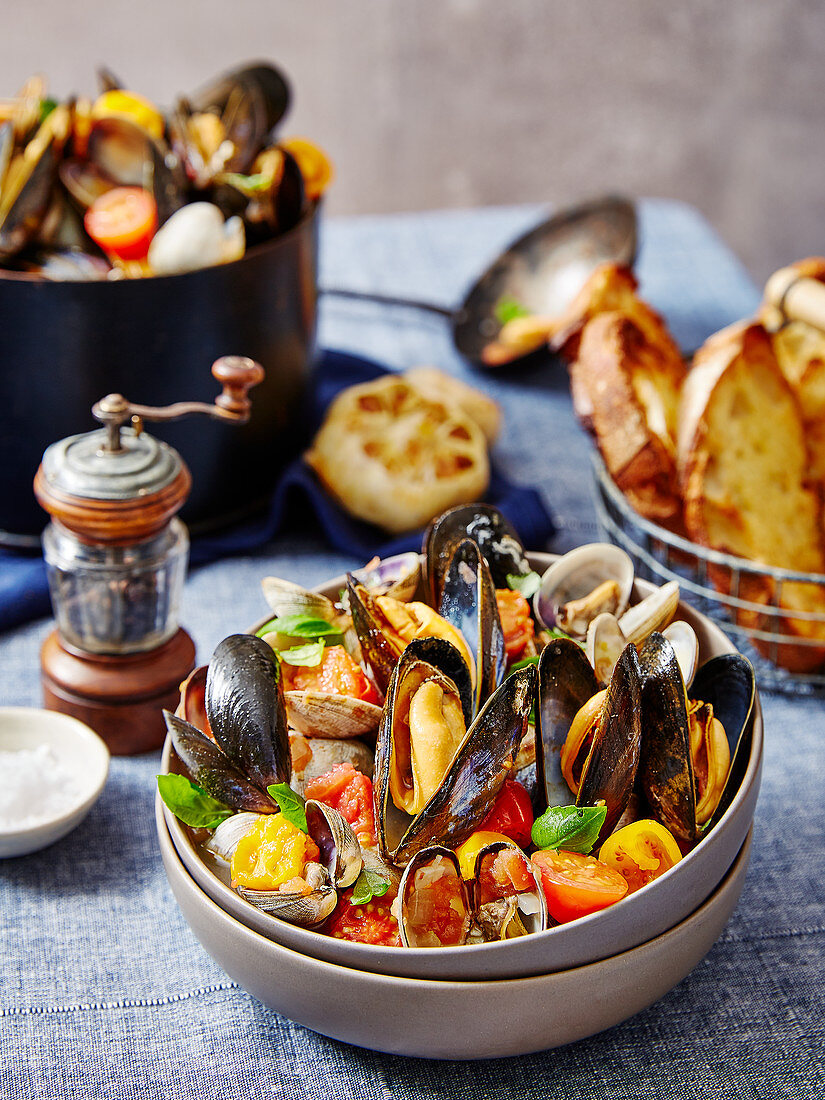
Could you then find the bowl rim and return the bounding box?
[162,549,762,970]
[159,793,753,989]
[0,200,320,287]
[0,707,110,839]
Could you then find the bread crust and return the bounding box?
[571,311,684,523]
[678,321,825,672]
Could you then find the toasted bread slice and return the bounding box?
[761,257,825,485]
[571,311,686,523]
[678,321,825,671]
[550,262,685,366]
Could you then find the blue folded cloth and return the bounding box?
[0,349,555,632]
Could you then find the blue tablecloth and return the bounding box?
[2,201,824,1099]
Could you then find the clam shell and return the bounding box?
[534,544,634,636]
[300,738,375,787]
[237,862,338,927]
[204,812,261,862]
[351,552,422,602]
[618,580,680,645]
[305,799,363,889]
[284,691,383,739]
[585,612,627,685]
[261,576,338,620]
[662,620,699,688]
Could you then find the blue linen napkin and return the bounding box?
[0,349,555,633]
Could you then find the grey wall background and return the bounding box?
[3,0,823,283]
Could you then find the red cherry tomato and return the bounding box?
[303,762,377,848]
[495,589,535,661]
[282,645,381,706]
[477,779,534,849]
[531,848,628,924]
[84,186,157,261]
[325,886,399,946]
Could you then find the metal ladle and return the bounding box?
[322,194,637,368]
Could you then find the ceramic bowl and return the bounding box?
[0,707,110,858]
[160,552,762,980]
[158,796,752,1059]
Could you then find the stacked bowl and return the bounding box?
[156,554,762,1059]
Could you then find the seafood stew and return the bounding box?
[0,63,332,280]
[159,508,760,972]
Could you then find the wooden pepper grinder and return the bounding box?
[35,356,264,755]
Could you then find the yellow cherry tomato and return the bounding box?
[230,813,320,890]
[91,89,165,140]
[281,136,334,200]
[598,820,682,894]
[455,830,512,880]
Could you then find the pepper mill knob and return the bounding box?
[212,356,266,420]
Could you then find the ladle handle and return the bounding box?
[763,267,825,332]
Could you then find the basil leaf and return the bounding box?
[267,783,308,833]
[222,171,271,193]
[279,641,326,666]
[510,654,539,673]
[39,98,58,123]
[350,868,391,906]
[507,571,541,599]
[156,774,232,829]
[495,295,530,325]
[264,614,340,639]
[531,804,607,854]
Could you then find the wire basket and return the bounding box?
[591,455,825,695]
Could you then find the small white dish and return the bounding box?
[0,707,110,858]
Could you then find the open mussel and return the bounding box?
[639,634,754,844]
[472,840,547,941]
[347,575,474,698]
[164,710,278,813]
[398,847,472,947]
[424,503,534,605]
[375,643,535,867]
[0,104,70,261]
[437,536,506,718]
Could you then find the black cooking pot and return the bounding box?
[0,203,319,544]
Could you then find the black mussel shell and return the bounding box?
[164,711,278,813]
[424,504,531,604]
[205,634,291,790]
[576,642,643,842]
[398,845,472,948]
[378,662,536,867]
[638,632,696,844]
[189,62,291,171]
[400,636,474,727]
[347,576,403,697]
[438,537,506,719]
[690,653,755,830]
[534,637,600,813]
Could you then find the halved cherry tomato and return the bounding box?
[598,820,682,894]
[303,761,377,848]
[281,645,381,705]
[477,779,534,849]
[84,186,157,261]
[280,136,334,200]
[495,589,535,661]
[531,848,628,923]
[325,886,399,946]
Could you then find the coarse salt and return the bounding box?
[0,744,83,830]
